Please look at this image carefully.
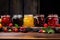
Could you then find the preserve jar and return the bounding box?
[23,14,34,28]
[12,14,23,26]
[1,15,12,26]
[34,14,45,27]
[47,14,59,27]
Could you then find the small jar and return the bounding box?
[34,14,45,27]
[48,14,59,27]
[23,14,34,28]
[12,14,23,26]
[1,15,12,26]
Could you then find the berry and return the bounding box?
[39,30,43,33]
[44,23,48,28]
[8,29,12,32]
[0,18,2,22]
[42,30,45,33]
[0,23,3,28]
[19,27,26,32]
[12,27,18,32]
[3,27,8,32]
[39,29,46,33]
[8,23,13,27]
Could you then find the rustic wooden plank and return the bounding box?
[0,32,60,39]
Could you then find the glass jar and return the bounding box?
[34,14,45,27]
[1,15,12,26]
[23,14,34,28]
[12,14,23,26]
[47,14,59,27]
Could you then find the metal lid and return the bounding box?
[12,15,18,19]
[53,14,58,17]
[18,15,22,18]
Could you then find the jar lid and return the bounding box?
[48,15,52,17]
[24,14,33,17]
[34,16,38,18]
[18,15,22,18]
[39,15,44,17]
[6,15,10,17]
[12,15,18,19]
[53,14,58,17]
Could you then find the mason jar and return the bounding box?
[34,14,45,27]
[12,14,23,26]
[1,15,12,26]
[23,14,34,28]
[47,14,59,27]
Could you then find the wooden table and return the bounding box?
[0,32,60,39]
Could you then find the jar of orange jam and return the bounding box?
[23,14,34,28]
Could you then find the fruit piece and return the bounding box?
[12,27,15,32]
[42,30,46,33]
[8,29,12,32]
[19,27,26,32]
[43,23,48,28]
[8,23,13,27]
[12,27,18,32]
[14,28,18,32]
[0,23,3,28]
[3,27,8,32]
[0,18,2,22]
[39,29,43,33]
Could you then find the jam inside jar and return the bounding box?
[23,14,34,28]
[12,14,23,26]
[1,15,12,26]
[48,14,59,27]
[34,14,45,27]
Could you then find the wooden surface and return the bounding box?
[0,32,60,39]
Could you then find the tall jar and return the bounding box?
[23,14,34,28]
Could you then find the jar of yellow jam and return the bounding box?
[23,14,34,28]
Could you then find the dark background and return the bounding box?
[40,0,60,17]
[0,0,60,17]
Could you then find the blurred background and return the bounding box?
[0,0,60,16]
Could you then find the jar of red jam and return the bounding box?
[48,14,59,27]
[34,14,45,27]
[1,15,12,26]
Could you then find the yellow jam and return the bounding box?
[23,15,34,28]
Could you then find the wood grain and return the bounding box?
[0,32,60,39]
